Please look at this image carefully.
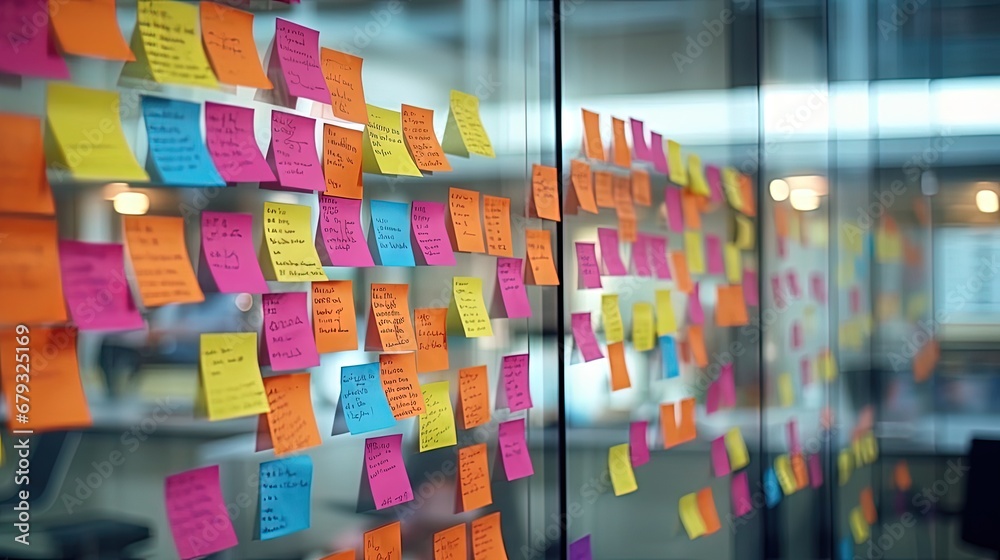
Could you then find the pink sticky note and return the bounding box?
[412,201,456,266]
[777,236,788,259]
[630,118,649,161]
[260,292,320,371]
[705,235,724,275]
[718,363,736,407]
[705,382,720,414]
[270,19,330,104]
[810,272,826,304]
[650,132,668,175]
[365,434,414,510]
[498,418,534,480]
[850,286,861,314]
[597,228,627,276]
[743,269,759,307]
[629,421,649,467]
[497,257,532,319]
[688,283,704,325]
[632,234,653,277]
[791,321,802,350]
[0,3,68,79]
[571,313,604,362]
[316,194,375,267]
[165,466,238,560]
[499,354,532,412]
[732,471,752,516]
[788,420,800,454]
[770,275,785,307]
[648,235,672,279]
[800,357,811,385]
[59,241,144,332]
[706,165,724,204]
[664,188,684,232]
[575,243,603,289]
[786,270,801,298]
[200,212,268,293]
[711,437,731,477]
[264,111,325,192]
[204,102,276,184]
[808,454,824,488]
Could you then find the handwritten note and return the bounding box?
[412,201,456,266]
[419,381,457,451]
[258,456,312,540]
[607,341,631,391]
[321,48,368,124]
[59,241,143,331]
[268,19,329,103]
[199,333,269,420]
[850,507,870,544]
[380,352,425,419]
[525,229,559,285]
[442,90,495,158]
[402,104,451,172]
[601,294,624,344]
[362,105,422,176]
[312,281,357,353]
[365,434,413,510]
[260,373,321,455]
[200,211,267,293]
[0,114,51,215]
[575,243,602,289]
[123,216,203,307]
[530,164,561,221]
[497,258,532,319]
[499,354,532,412]
[322,123,363,198]
[341,362,396,434]
[609,444,638,496]
[121,0,216,87]
[459,365,491,429]
[452,277,493,337]
[632,169,652,206]
[459,443,493,511]
[50,0,133,62]
[449,187,486,253]
[204,102,275,183]
[567,159,598,214]
[594,171,614,208]
[165,466,237,559]
[366,283,417,351]
[571,313,604,362]
[261,202,327,281]
[484,195,513,257]
[368,199,415,266]
[632,303,655,351]
[141,96,224,187]
[434,524,467,560]
[261,292,320,371]
[471,512,508,560]
[597,228,626,276]
[581,109,604,160]
[497,418,533,481]
[414,308,449,373]
[200,3,271,88]
[316,195,374,267]
[265,111,325,192]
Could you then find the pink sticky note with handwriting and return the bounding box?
[204,102,276,183]
[316,194,375,267]
[571,313,604,362]
[705,235,725,275]
[630,118,649,161]
[260,292,320,371]
[597,228,627,276]
[711,437,731,477]
[791,321,802,350]
[0,4,68,79]
[788,420,800,454]
[810,272,826,304]
[497,257,532,319]
[629,421,649,466]
[688,283,705,325]
[165,466,238,560]
[59,241,144,332]
[732,471,752,516]
[706,165,724,204]
[365,434,414,510]
[632,234,653,277]
[650,132,668,174]
[808,454,823,488]
[270,19,330,104]
[576,243,603,289]
[649,235,672,279]
[412,201,456,266]
[786,270,801,298]
[264,111,325,192]
[498,418,533,480]
[744,269,759,306]
[665,188,684,232]
[706,382,720,414]
[719,363,736,407]
[499,354,532,412]
[200,212,268,293]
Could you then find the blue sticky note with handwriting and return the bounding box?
[659,336,679,379]
[258,455,312,540]
[141,96,225,187]
[341,362,397,434]
[369,199,415,266]
[764,467,782,508]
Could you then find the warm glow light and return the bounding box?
[769,179,790,201]
[976,189,999,213]
[790,189,820,211]
[102,182,130,200]
[112,192,149,215]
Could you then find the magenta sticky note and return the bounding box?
[808,454,824,488]
[650,132,668,175]
[497,257,532,319]
[632,234,652,277]
[705,235,725,275]
[365,434,414,510]
[664,188,684,232]
[718,362,736,407]
[571,313,604,363]
[629,421,650,467]
[788,420,800,454]
[270,19,330,104]
[791,321,802,350]
[200,212,269,293]
[569,535,592,560]
[850,286,861,314]
[706,165,724,204]
[204,102,276,184]
[770,275,785,307]
[732,471,752,516]
[786,270,801,298]
[165,465,238,560]
[630,118,649,161]
[800,357,811,385]
[499,354,532,412]
[777,235,788,259]
[264,111,325,192]
[498,418,534,480]
[412,201,456,266]
[711,437,731,477]
[575,242,603,289]
[688,283,704,325]
[316,194,375,267]
[705,382,720,414]
[59,241,144,332]
[597,228,627,276]
[0,4,68,79]
[743,269,759,307]
[260,292,320,371]
[810,272,826,304]
[648,235,672,279]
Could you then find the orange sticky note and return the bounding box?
[618,216,637,244]
[913,339,939,383]
[364,522,401,560]
[0,114,53,215]
[611,117,630,168]
[323,124,364,199]
[365,283,417,352]
[661,398,696,448]
[681,191,702,230]
[791,453,809,489]
[401,104,451,172]
[415,308,449,373]
[50,0,134,61]
[471,512,508,560]
[434,523,468,560]
[484,195,513,257]
[530,164,561,221]
[739,174,756,217]
[566,159,597,214]
[716,285,750,327]
[261,373,321,455]
[449,187,486,253]
[631,169,652,206]
[321,49,368,125]
[774,204,789,238]
[581,109,604,160]
[894,461,912,491]
[0,217,66,325]
[670,251,693,293]
[123,216,204,307]
[1,327,91,432]
[459,365,491,429]
[860,487,877,525]
[613,175,633,216]
[688,325,708,367]
[607,341,631,391]
[458,443,493,512]
[696,488,722,535]
[380,352,425,419]
[312,281,358,353]
[322,551,355,560]
[200,3,271,88]
[594,170,615,208]
[525,229,560,286]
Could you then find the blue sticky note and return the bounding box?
[839,537,853,560]
[569,535,592,560]
[764,467,782,508]
[341,362,397,434]
[369,199,415,266]
[141,96,225,187]
[659,336,679,378]
[258,455,312,540]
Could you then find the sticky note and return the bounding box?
[497,258,532,319]
[498,354,532,412]
[365,522,402,560]
[697,488,722,535]
[671,251,693,293]
[261,373,321,455]
[628,421,649,467]
[50,0,133,62]
[576,243,603,289]
[818,350,838,382]
[571,313,604,363]
[366,283,417,352]
[123,215,204,307]
[459,365,491,429]
[312,281,358,353]
[321,49,368,125]
[654,290,677,335]
[165,466,237,559]
[733,214,755,250]
[340,361,396,434]
[458,443,493,511]
[380,352,425,419]
[701,235,723,276]
[711,437,730,477]
[597,228,626,276]
[362,105,422,177]
[365,434,413,510]
[434,524,467,560]
[419,381,457,452]
[415,308,449,373]
[530,164,561,221]
[732,471,752,517]
[792,453,809,489]
[59,241,143,331]
[778,372,795,407]
[199,333,269,421]
[581,109,604,160]
[449,187,486,253]
[369,199,415,266]
[261,202,327,281]
[525,229,559,285]
[688,283,705,325]
[0,114,52,215]
[594,171,614,208]
[451,277,493,337]
[610,117,630,167]
[631,169,652,206]
[203,102,274,184]
[322,123,363,198]
[265,111,325,192]
[265,19,328,103]
[200,3,270,88]
[764,468,782,508]
[316,195,374,267]
[442,90,495,158]
[660,336,679,378]
[775,454,797,495]
[684,232,706,275]
[666,140,687,186]
[718,363,737,407]
[687,325,708,367]
[121,0,216,87]
[258,456,312,540]
[860,487,877,524]
[199,211,268,293]
[809,454,824,488]
[630,118,649,161]
[687,154,710,196]
[609,443,638,496]
[495,419,534,482]
[723,243,741,284]
[663,188,684,233]
[569,535,592,560]
[629,235,650,277]
[471,512,508,560]
[661,398,697,448]
[566,160,598,214]
[601,294,624,344]
[706,165,724,203]
[260,292,320,371]
[607,341,631,391]
[722,167,745,211]
[484,195,514,257]
[630,303,654,352]
[678,493,706,539]
[839,449,854,486]
[717,285,750,327]
[743,269,759,306]
[719,428,748,471]
[681,191,702,230]
[394,105,451,172]
[849,507,869,544]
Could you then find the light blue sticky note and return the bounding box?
[839,537,853,560]
[141,96,225,187]
[258,455,312,540]
[341,362,397,434]
[764,467,782,508]
[659,336,679,378]
[369,199,415,266]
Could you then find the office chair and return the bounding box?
[960,437,1000,559]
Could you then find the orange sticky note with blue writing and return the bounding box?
[0,217,66,325]
[530,164,561,221]
[364,522,401,560]
[670,251,693,293]
[607,341,631,391]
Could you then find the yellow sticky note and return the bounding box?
[684,232,705,275]
[260,202,327,282]
[686,154,710,196]
[632,303,655,351]
[450,277,493,338]
[849,507,870,544]
[722,167,745,211]
[655,290,677,336]
[778,372,794,407]
[608,444,638,496]
[818,350,838,382]
[442,90,495,158]
[724,243,742,283]
[875,230,903,263]
[838,449,853,486]
[199,333,269,421]
[774,455,798,496]
[724,427,750,470]
[839,320,863,351]
[853,439,866,467]
[419,381,457,452]
[601,294,624,344]
[862,432,879,464]
[361,104,423,177]
[121,0,217,88]
[667,140,688,186]
[45,84,148,182]
[838,259,856,284]
[907,293,929,322]
[678,493,706,539]
[841,224,864,255]
[733,215,755,250]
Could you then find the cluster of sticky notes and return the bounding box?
[679,488,722,540]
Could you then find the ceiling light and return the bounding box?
[790,189,820,211]
[975,189,998,213]
[769,179,790,201]
[112,192,149,215]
